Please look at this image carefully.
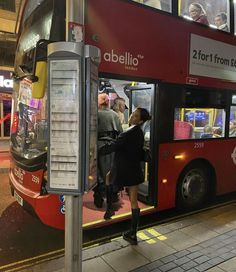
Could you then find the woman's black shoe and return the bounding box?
[122,231,138,245]
[111,192,119,203]
[104,209,115,220]
[94,193,104,208]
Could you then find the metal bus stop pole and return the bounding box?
[65,195,83,271]
[65,0,84,271]
[47,1,99,272]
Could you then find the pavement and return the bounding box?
[1,146,236,272]
[0,150,10,173]
[12,202,236,272]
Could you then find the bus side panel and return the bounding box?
[157,140,236,211]
[34,195,65,230]
[9,162,65,230]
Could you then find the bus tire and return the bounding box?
[176,162,210,210]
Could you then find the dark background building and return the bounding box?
[0,0,21,145]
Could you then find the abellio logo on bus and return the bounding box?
[103,49,144,71]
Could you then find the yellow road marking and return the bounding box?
[146,239,156,244]
[0,249,64,270]
[2,254,64,272]
[137,232,156,244]
[146,228,167,240]
[146,228,162,237]
[137,232,149,240]
[111,237,121,242]
[157,235,167,241]
[84,243,100,249]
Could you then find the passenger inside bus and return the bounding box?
[188,3,209,25]
[201,125,214,138]
[112,97,126,126]
[94,93,123,209]
[229,120,236,137]
[214,12,229,32]
[213,127,222,137]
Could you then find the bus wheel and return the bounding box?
[176,163,209,210]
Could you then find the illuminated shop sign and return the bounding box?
[0,70,13,92]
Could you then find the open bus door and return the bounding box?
[125,83,156,206]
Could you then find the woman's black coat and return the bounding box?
[99,125,144,188]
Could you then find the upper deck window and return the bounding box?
[232,95,236,104]
[132,0,172,13]
[234,2,236,35]
[23,0,45,24]
[179,0,230,32]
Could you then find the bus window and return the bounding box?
[0,99,11,137]
[234,2,236,35]
[11,80,47,158]
[131,88,152,113]
[23,0,46,22]
[15,1,53,78]
[232,94,236,104]
[174,108,225,140]
[179,0,230,31]
[132,0,171,12]
[229,106,236,137]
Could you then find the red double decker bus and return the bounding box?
[9,0,236,230]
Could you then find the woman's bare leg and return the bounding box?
[127,185,139,209]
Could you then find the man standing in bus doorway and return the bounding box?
[112,97,127,127]
[93,93,123,209]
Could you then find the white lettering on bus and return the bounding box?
[194,142,204,149]
[103,49,143,70]
[32,175,40,184]
[14,167,25,183]
[0,76,13,88]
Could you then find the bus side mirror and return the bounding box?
[31,39,52,99]
[32,61,47,99]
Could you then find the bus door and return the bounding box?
[125,83,156,205]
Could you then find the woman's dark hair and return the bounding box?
[136,107,151,122]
